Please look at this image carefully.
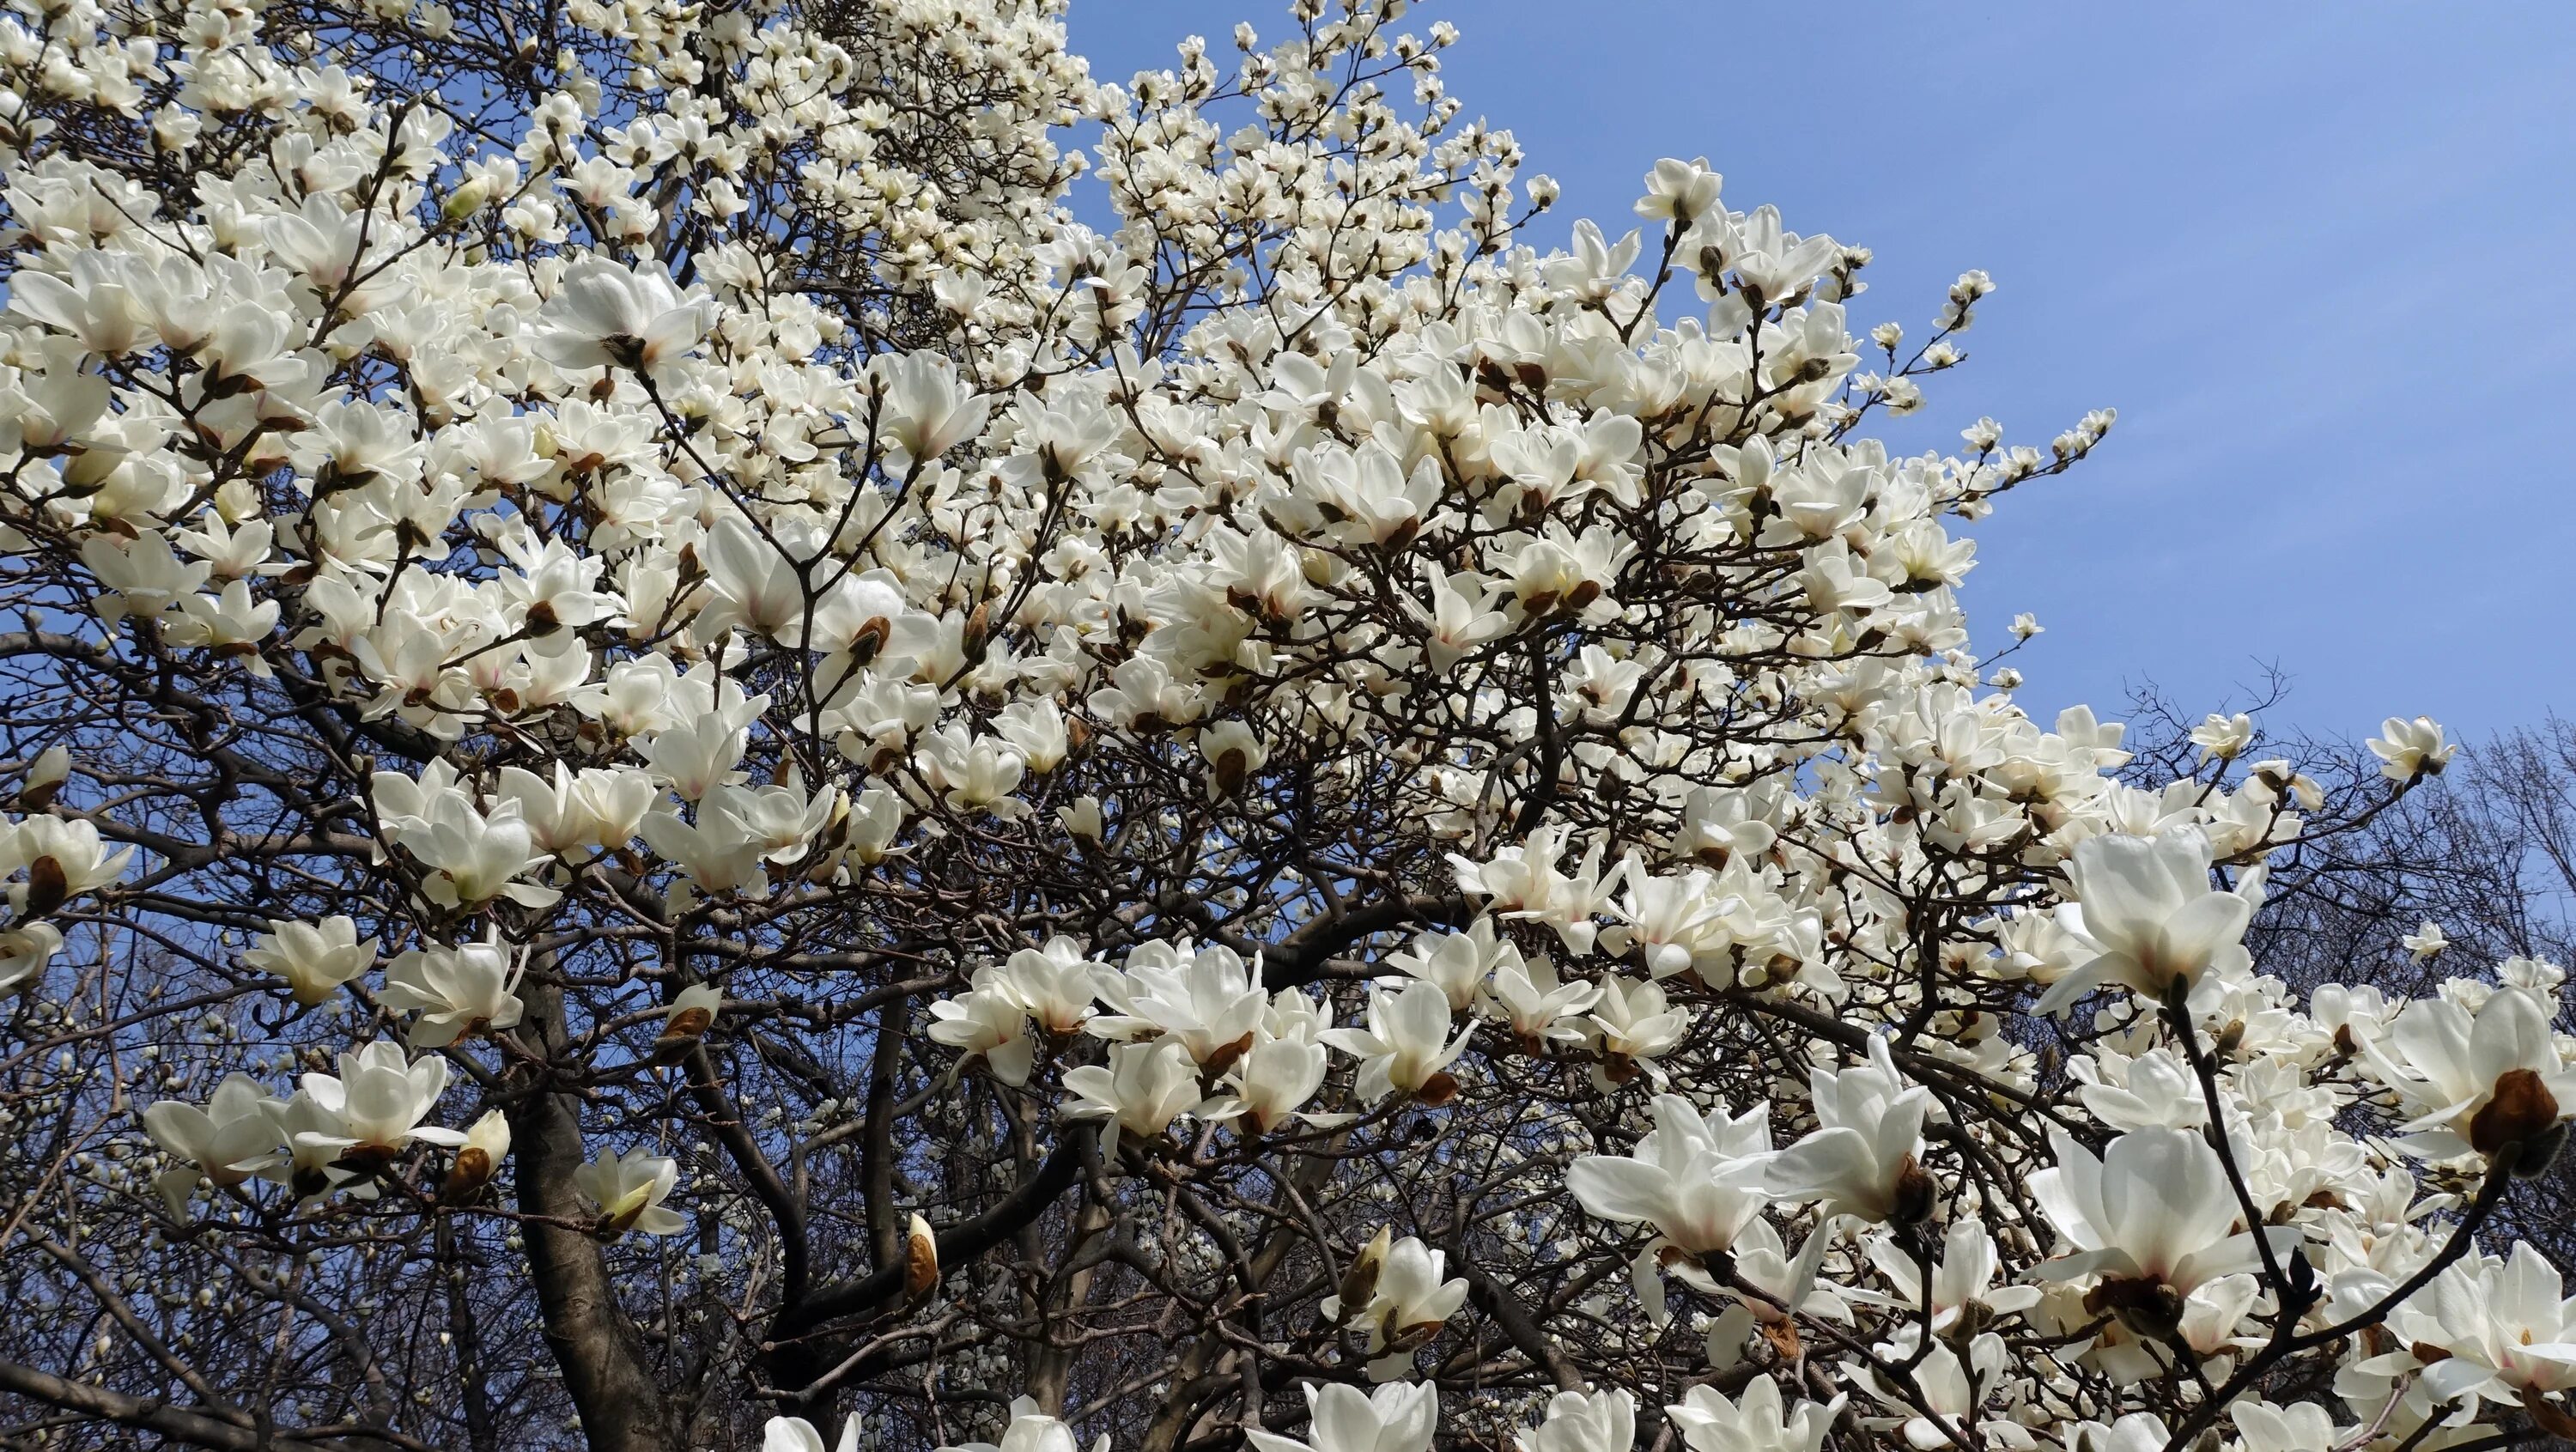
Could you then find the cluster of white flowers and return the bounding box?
[0,0,2549,1448]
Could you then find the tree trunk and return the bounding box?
[508,979,678,1452]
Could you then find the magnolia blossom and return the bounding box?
[1062,1040,1206,1151]
[1518,1389,1636,1452]
[2403,919,2450,962]
[1665,1377,1838,1452]
[2368,715,2457,782]
[1857,1218,2042,1334]
[937,1399,1107,1452]
[380,932,526,1048]
[297,1042,469,1160]
[573,1147,690,1237]
[1765,1036,1933,1223]
[1854,1333,2011,1451]
[1485,951,1601,1048]
[535,258,712,380]
[1323,1229,1470,1378]
[1091,940,1267,1066]
[1319,980,1474,1103]
[2029,1127,2292,1321]
[766,1414,863,1452]
[2036,828,2253,1013]
[143,1074,282,1214]
[1584,975,1692,1086]
[2366,986,2576,1161]
[442,1109,513,1205]
[1,815,131,913]
[1569,1092,1777,1321]
[1247,1382,1437,1452]
[2383,1242,2576,1410]
[244,916,377,1006]
[929,967,1039,1085]
[1001,937,1109,1036]
[1223,1030,1330,1133]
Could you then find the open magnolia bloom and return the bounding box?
[1321,1229,1470,1380]
[533,258,714,382]
[379,930,526,1048]
[1514,1389,1635,1452]
[1060,1040,1209,1151]
[2365,985,2576,1162]
[1701,1216,1849,1369]
[243,916,376,1006]
[1568,1092,1779,1321]
[2036,828,2254,1014]
[765,1413,863,1452]
[1088,939,1267,1066]
[1218,1029,1331,1133]
[1853,1332,2014,1451]
[1854,1218,2041,1334]
[2029,1127,2297,1335]
[935,1397,1106,1452]
[572,1147,689,1238]
[1765,1036,1933,1224]
[1666,1376,1840,1452]
[295,1041,470,1163]
[999,937,1110,1036]
[1318,979,1475,1103]
[1246,1382,1437,1452]
[142,1073,283,1214]
[927,965,1039,1086]
[2379,1242,2576,1414]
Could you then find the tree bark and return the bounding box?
[0,1358,264,1450]
[508,978,679,1452]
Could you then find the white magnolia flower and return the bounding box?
[1247,1381,1437,1452]
[2366,986,2576,1161]
[296,1041,469,1160]
[1091,940,1266,1066]
[2190,712,2254,762]
[1322,1228,1469,1378]
[0,814,132,913]
[2368,715,2457,782]
[1222,1030,1329,1133]
[2028,1127,2292,1310]
[1061,1040,1206,1151]
[573,1146,690,1237]
[1518,1388,1635,1452]
[2402,919,2450,962]
[938,1396,1104,1452]
[380,931,526,1048]
[1765,1036,1933,1224]
[1665,1376,1838,1452]
[534,257,712,379]
[2385,1241,2576,1409]
[1319,979,1474,1104]
[244,916,377,1006]
[142,1073,283,1213]
[1857,1217,2042,1333]
[1568,1091,1777,1321]
[2035,828,2251,1013]
[765,1413,862,1452]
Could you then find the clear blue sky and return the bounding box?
[1065,2,2576,741]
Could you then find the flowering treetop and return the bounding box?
[0,0,2552,1450]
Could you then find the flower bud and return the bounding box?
[902,1212,939,1304]
[440,1110,511,1206]
[653,984,722,1064]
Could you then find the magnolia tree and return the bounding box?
[0,0,2560,1449]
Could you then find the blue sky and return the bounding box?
[1065,2,2576,741]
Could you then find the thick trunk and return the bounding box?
[508,980,679,1452]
